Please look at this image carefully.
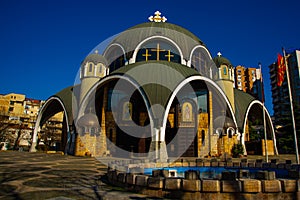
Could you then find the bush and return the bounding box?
[231,143,244,158]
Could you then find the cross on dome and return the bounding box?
[148,11,167,23]
[217,52,222,57]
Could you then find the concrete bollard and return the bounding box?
[182,179,201,192]
[221,180,241,193]
[280,179,297,192]
[135,175,149,187]
[221,171,237,180]
[288,170,300,179]
[256,171,275,180]
[185,170,199,180]
[117,172,126,184]
[262,180,282,192]
[164,178,182,190]
[147,177,164,189]
[239,170,250,179]
[126,173,137,185]
[152,169,169,177]
[202,180,220,192]
[241,179,262,193]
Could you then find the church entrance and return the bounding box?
[96,81,151,158]
[165,80,208,158]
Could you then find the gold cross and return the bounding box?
[142,49,151,61]
[165,50,174,62]
[151,43,165,61]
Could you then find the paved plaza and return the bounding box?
[0,151,298,199]
[0,151,155,200]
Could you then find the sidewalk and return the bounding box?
[0,151,155,200]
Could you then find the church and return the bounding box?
[30,11,277,160]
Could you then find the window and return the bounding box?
[99,65,102,73]
[136,39,181,63]
[223,66,227,75]
[104,45,125,72]
[89,63,93,72]
[201,130,205,146]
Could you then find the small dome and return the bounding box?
[77,113,99,127]
[81,52,108,66]
[213,55,233,68]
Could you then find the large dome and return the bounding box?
[100,21,213,76]
[104,22,207,63]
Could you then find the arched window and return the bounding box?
[136,39,181,63]
[223,66,228,75]
[104,45,125,72]
[227,128,235,138]
[99,64,102,73]
[190,47,212,76]
[201,130,205,146]
[89,63,93,72]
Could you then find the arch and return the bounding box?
[188,45,213,67]
[131,36,184,64]
[77,74,155,137]
[103,43,127,71]
[242,100,278,155]
[30,96,69,152]
[227,127,235,138]
[103,43,126,59]
[162,75,238,141]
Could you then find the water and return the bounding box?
[144,166,289,179]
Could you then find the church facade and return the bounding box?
[30,12,277,160]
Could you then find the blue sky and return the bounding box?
[1,0,300,115]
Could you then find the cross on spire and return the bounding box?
[148,11,167,23]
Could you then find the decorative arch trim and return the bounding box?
[30,96,69,152]
[162,75,238,140]
[103,43,127,64]
[188,45,212,67]
[241,100,278,155]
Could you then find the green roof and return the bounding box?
[111,61,199,123]
[39,85,77,126]
[234,89,255,130]
[108,22,206,61]
[81,53,108,66]
[129,22,204,45]
[213,56,233,68]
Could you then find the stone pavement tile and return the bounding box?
[0,152,158,200]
